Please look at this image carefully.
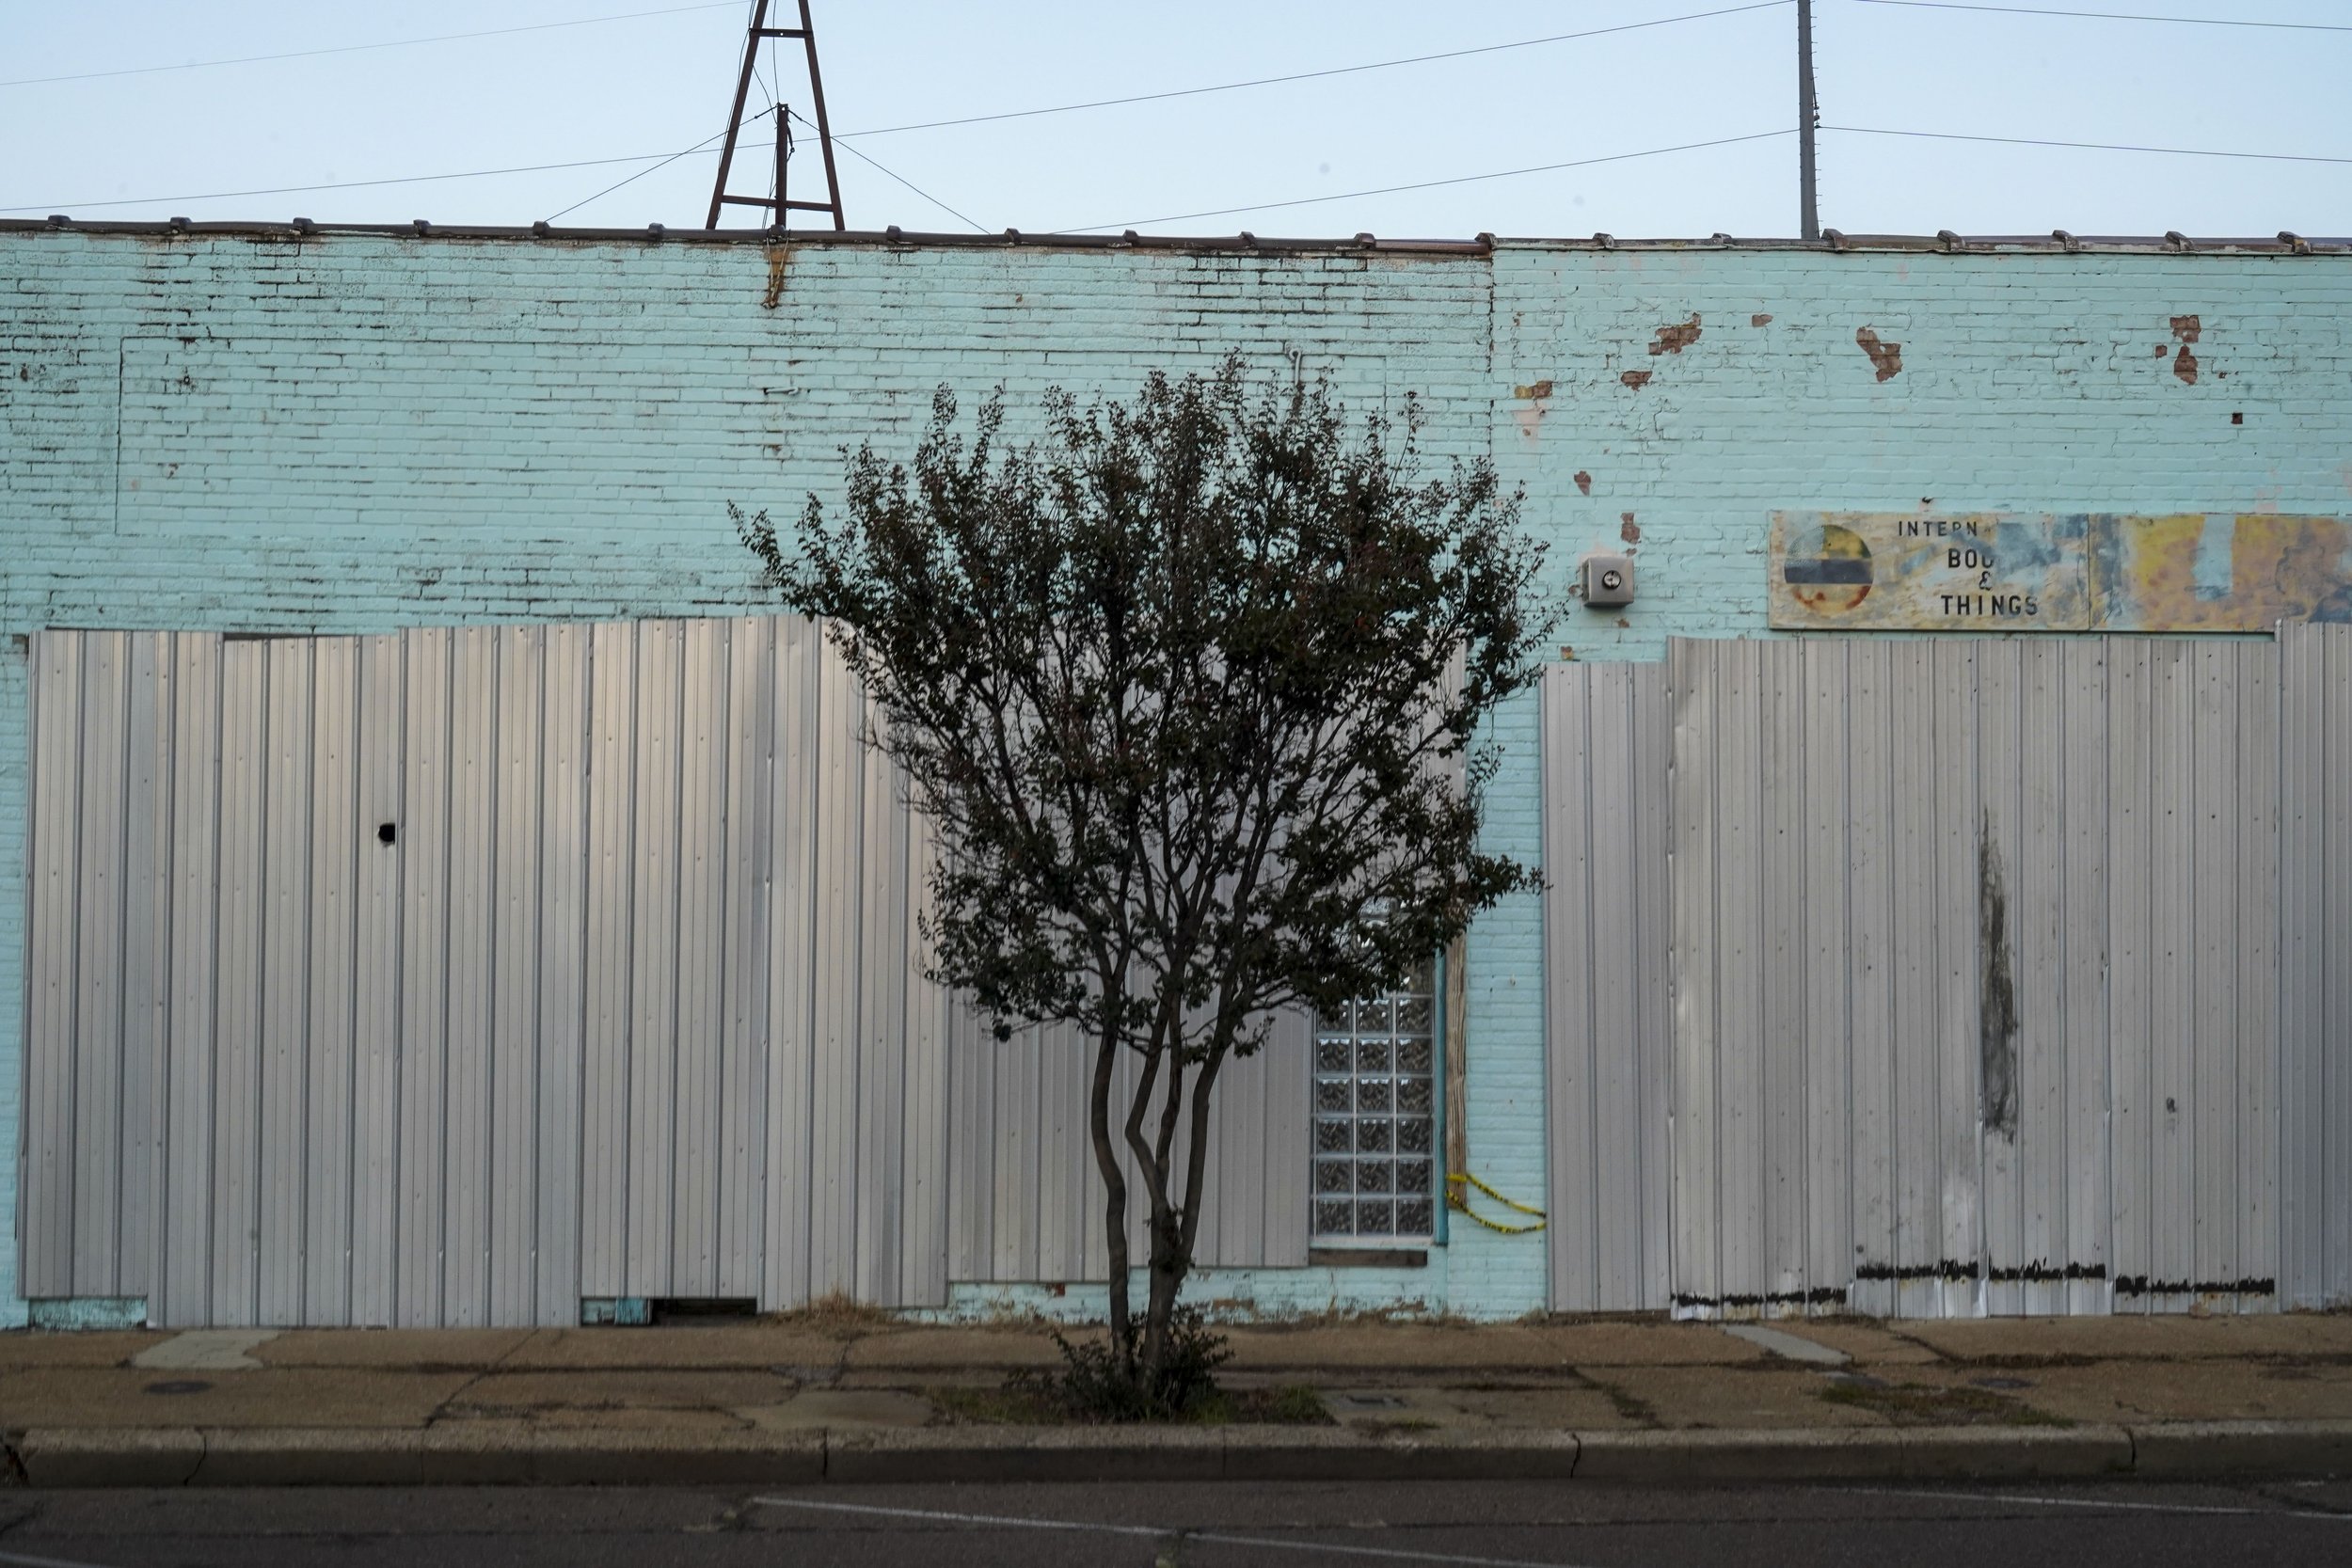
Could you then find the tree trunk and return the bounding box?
[1088,1026,1134,1377]
[1140,1207,1184,1389]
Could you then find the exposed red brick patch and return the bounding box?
[1751,312,1772,327]
[2170,314,2201,343]
[1574,470,1593,495]
[1514,379,1554,400]
[1620,370,1652,390]
[1649,315,1702,355]
[1620,513,1642,544]
[1856,326,1902,381]
[2174,345,2200,385]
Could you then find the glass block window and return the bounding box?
[1311,954,1438,1241]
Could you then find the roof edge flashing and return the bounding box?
[1,219,2344,257]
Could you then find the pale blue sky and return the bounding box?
[3,1,2347,238]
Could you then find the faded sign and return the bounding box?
[1771,512,2352,632]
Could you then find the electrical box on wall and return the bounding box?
[1580,553,1636,609]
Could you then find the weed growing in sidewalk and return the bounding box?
[931,1307,1330,1426]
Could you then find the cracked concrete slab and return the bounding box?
[843,1330,1060,1370]
[2,1369,472,1429]
[1581,1366,1886,1430]
[1321,1385,1633,1431]
[1722,1323,1851,1365]
[132,1330,279,1370]
[253,1329,532,1369]
[0,1331,166,1370]
[437,1370,801,1429]
[738,1389,937,1431]
[502,1326,848,1370]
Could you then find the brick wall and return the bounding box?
[5,230,2347,1323]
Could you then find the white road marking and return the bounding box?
[752,1496,1599,1566]
[1828,1484,2352,1521]
[0,1547,127,1568]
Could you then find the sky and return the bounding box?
[3,1,2348,240]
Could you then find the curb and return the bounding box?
[8,1420,2349,1488]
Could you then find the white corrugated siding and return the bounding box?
[1656,627,2352,1317]
[21,619,1307,1326]
[1539,660,1673,1311]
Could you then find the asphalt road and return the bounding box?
[1,1478,2348,1567]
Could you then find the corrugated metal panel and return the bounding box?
[2280,622,2351,1308]
[1540,659,1673,1312]
[937,1002,1312,1286]
[24,616,1314,1325]
[1661,631,2346,1318]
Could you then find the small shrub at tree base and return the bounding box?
[1014,1306,1232,1422]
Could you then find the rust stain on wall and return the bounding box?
[2170,313,2201,343]
[1574,470,1593,495]
[1649,315,1701,355]
[1979,814,2020,1137]
[1855,327,1902,381]
[2173,345,2199,384]
[1620,370,1653,390]
[763,244,790,310]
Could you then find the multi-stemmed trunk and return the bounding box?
[1089,1020,1232,1404]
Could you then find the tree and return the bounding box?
[736,356,1558,1409]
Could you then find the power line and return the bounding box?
[789,109,985,232]
[1851,1,2352,31]
[1,147,737,216]
[830,2,1794,139]
[1,2,745,90]
[544,127,739,225]
[1055,131,1797,234]
[1831,123,2352,166]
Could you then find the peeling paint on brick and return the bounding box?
[1855,326,1902,381]
[1751,312,1772,327]
[1619,370,1652,389]
[1512,380,1553,400]
[2173,344,2199,384]
[1620,513,1640,544]
[1573,470,1592,495]
[2170,313,2201,344]
[1648,315,1701,355]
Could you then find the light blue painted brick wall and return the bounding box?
[5,230,2348,1323]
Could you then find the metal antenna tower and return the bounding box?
[706,0,845,231]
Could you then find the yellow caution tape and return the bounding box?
[1446,1171,1547,1234]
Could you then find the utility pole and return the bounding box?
[775,102,790,229]
[1798,0,1820,241]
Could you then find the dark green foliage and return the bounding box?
[736,356,1559,1400]
[1017,1307,1233,1422]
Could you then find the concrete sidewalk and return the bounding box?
[5,1312,2348,1486]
